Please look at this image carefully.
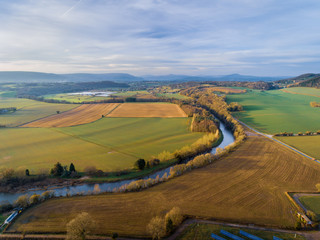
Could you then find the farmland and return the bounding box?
[226,89,320,134]
[299,195,320,217]
[43,93,112,103]
[210,87,247,94]
[0,118,204,172]
[178,223,305,240]
[9,133,320,236]
[107,103,187,118]
[22,103,119,127]
[276,135,320,159]
[0,97,76,127]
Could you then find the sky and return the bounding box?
[0,0,320,76]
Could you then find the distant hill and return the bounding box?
[0,71,287,83]
[142,73,286,82]
[296,75,320,88]
[0,72,143,83]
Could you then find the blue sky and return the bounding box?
[0,0,320,76]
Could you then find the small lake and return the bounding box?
[68,91,116,97]
[0,122,234,204]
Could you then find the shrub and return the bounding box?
[69,163,76,173]
[41,190,55,200]
[84,166,97,176]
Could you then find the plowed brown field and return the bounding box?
[107,103,187,118]
[22,103,119,127]
[9,134,320,236]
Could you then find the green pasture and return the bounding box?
[0,118,203,173]
[178,223,305,240]
[299,195,320,217]
[0,98,76,126]
[226,89,320,134]
[58,117,204,160]
[276,135,320,159]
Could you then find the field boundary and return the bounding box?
[16,104,81,127]
[280,89,320,98]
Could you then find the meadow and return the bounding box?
[178,223,305,240]
[9,134,320,236]
[43,93,111,103]
[0,97,76,127]
[276,135,320,159]
[226,89,320,134]
[0,118,204,172]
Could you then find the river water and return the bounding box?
[0,122,234,204]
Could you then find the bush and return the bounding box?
[41,190,55,200]
[165,207,183,228]
[84,166,97,176]
[135,159,146,170]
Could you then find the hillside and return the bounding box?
[296,75,320,88]
[276,73,320,86]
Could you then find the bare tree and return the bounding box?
[66,212,95,240]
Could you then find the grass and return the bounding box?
[276,135,320,159]
[299,196,320,216]
[0,97,76,127]
[107,103,187,118]
[22,103,119,127]
[9,134,320,236]
[0,118,204,172]
[226,89,320,134]
[178,223,306,240]
[112,90,149,97]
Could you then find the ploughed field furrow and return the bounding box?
[21,103,119,127]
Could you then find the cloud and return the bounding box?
[0,0,320,76]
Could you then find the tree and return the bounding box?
[50,162,64,176]
[66,212,95,240]
[146,216,166,240]
[70,163,76,173]
[56,110,60,114]
[25,169,30,176]
[135,159,146,170]
[111,233,118,240]
[165,207,183,227]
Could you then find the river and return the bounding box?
[0,122,235,204]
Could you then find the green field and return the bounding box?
[0,97,76,126]
[276,135,320,159]
[112,90,149,96]
[226,89,320,134]
[178,223,305,240]
[299,195,320,217]
[0,118,204,172]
